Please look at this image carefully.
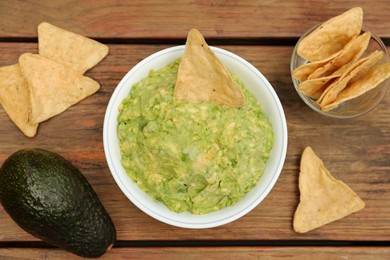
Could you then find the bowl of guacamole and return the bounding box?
[103,46,287,228]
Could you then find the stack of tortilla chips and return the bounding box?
[293,7,390,111]
[0,22,108,137]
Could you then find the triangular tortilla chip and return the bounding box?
[19,53,100,124]
[308,32,371,80]
[298,63,350,99]
[298,74,338,99]
[317,50,384,107]
[292,50,341,82]
[297,7,363,61]
[38,22,109,74]
[293,147,365,233]
[175,29,244,107]
[0,64,38,137]
[322,62,390,111]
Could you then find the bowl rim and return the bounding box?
[290,24,390,119]
[103,45,288,228]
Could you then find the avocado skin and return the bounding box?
[0,148,116,258]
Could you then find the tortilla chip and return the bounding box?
[292,50,341,82]
[318,50,384,107]
[297,7,363,61]
[298,64,348,99]
[298,74,338,99]
[38,22,109,74]
[308,32,371,80]
[293,147,365,234]
[19,53,100,124]
[322,62,390,111]
[0,64,38,137]
[175,29,244,107]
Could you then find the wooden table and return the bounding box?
[0,1,389,258]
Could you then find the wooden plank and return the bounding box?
[1,246,390,259]
[0,0,389,39]
[0,43,389,242]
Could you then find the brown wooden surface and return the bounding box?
[1,246,390,259]
[0,0,389,39]
[0,0,389,258]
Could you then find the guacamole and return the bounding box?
[117,59,274,214]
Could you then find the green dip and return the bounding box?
[118,59,274,214]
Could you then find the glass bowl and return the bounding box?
[291,25,389,119]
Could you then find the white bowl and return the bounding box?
[103,46,287,229]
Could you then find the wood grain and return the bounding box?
[0,0,389,39]
[1,246,390,259]
[0,43,389,242]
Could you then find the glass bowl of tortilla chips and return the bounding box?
[291,7,390,119]
[104,42,287,228]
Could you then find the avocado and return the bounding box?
[0,148,116,258]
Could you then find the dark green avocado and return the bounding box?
[0,148,116,258]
